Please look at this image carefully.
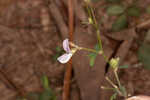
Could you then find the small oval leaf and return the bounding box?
[88,44,101,67]
[106,5,125,16]
[127,6,141,17]
[112,15,128,31]
[138,43,150,69]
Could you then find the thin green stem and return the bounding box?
[88,6,103,51]
[106,77,118,89]
[80,47,99,54]
[85,3,93,20]
[101,52,109,62]
[114,69,127,98]
[101,86,115,90]
[114,69,121,89]
[106,77,123,96]
[78,46,108,62]
[82,47,108,62]
[84,1,128,98]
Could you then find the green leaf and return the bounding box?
[41,75,50,90]
[88,44,101,67]
[55,46,62,52]
[52,53,60,61]
[138,43,150,69]
[105,0,121,3]
[89,57,96,66]
[39,89,56,100]
[94,44,101,51]
[88,52,97,67]
[127,6,141,17]
[40,76,57,100]
[106,5,125,16]
[26,92,40,100]
[112,15,128,31]
[88,52,97,58]
[146,6,150,14]
[110,93,117,100]
[119,65,128,69]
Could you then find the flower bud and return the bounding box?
[109,57,120,69]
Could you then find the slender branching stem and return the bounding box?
[114,69,121,89]
[106,77,123,96]
[84,1,127,98]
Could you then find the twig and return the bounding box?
[137,19,150,29]
[49,2,68,39]
[62,0,74,99]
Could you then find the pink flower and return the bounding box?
[57,39,76,64]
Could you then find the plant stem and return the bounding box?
[85,3,103,51]
[80,46,108,62]
[101,86,115,90]
[106,77,123,96]
[84,1,128,99]
[63,0,74,99]
[85,2,109,63]
[81,47,99,54]
[114,69,121,89]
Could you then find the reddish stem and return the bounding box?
[62,0,74,99]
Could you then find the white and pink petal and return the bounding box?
[63,39,70,52]
[57,53,72,64]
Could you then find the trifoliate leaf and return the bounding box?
[112,15,128,31]
[138,43,150,69]
[127,6,141,17]
[106,5,125,16]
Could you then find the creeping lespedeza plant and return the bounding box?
[57,0,129,99]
